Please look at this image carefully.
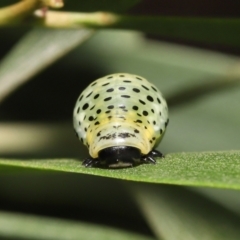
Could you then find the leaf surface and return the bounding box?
[1,151,240,189]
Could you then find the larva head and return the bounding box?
[73,73,169,166]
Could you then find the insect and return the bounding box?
[73,73,169,168]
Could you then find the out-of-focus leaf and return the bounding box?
[0,211,154,240]
[63,0,141,12]
[134,185,240,240]
[113,16,240,48]
[0,152,240,189]
[0,28,93,102]
[0,123,87,157]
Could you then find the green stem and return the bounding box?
[34,10,119,28]
[0,0,64,26]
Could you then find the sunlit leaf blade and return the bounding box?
[114,17,240,48]
[0,211,153,240]
[134,185,240,240]
[0,151,240,189]
[0,28,93,102]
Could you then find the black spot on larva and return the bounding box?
[118,132,136,138]
[157,98,161,104]
[113,125,121,129]
[108,105,114,109]
[90,105,95,110]
[84,127,87,132]
[108,116,112,119]
[147,120,150,124]
[95,121,100,125]
[86,91,93,98]
[97,131,101,136]
[165,119,169,127]
[153,121,156,125]
[78,95,83,101]
[119,105,126,109]
[132,106,138,111]
[107,76,113,79]
[104,97,112,101]
[142,85,149,91]
[151,109,154,113]
[80,138,84,143]
[159,112,162,116]
[139,99,146,105]
[149,140,153,144]
[151,86,158,92]
[152,137,156,140]
[137,113,142,117]
[88,116,94,121]
[82,103,89,110]
[144,126,147,129]
[120,75,125,77]
[143,111,148,116]
[77,107,80,113]
[121,95,130,98]
[78,121,81,126]
[84,115,86,120]
[123,109,128,112]
[119,87,125,90]
[135,119,142,123]
[94,117,97,120]
[147,95,154,102]
[119,116,126,120]
[136,77,142,81]
[106,88,114,92]
[133,88,140,93]
[123,80,131,83]
[134,129,140,134]
[94,94,99,99]
[105,110,111,114]
[102,82,110,86]
[96,109,101,114]
[91,82,97,87]
[160,129,163,134]
[100,133,117,141]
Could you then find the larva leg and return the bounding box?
[141,149,164,164]
[82,157,100,167]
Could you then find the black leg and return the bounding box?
[140,149,164,165]
[150,149,164,158]
[82,157,100,167]
[142,155,156,164]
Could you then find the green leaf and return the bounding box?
[1,151,240,189]
[134,185,240,240]
[0,28,93,102]
[64,0,141,12]
[0,211,153,240]
[114,16,240,48]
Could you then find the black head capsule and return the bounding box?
[98,146,141,168]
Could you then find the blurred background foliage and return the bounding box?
[0,0,240,239]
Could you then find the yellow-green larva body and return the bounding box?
[73,73,169,168]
